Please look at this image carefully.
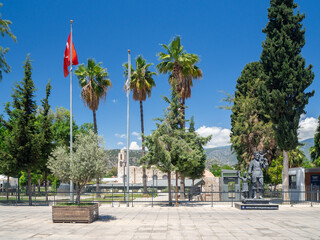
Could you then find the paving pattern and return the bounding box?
[0,205,319,239]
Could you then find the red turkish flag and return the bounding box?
[63,33,78,77]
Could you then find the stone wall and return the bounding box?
[118,165,177,184]
[194,177,221,201]
[117,149,175,184]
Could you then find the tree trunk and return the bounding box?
[283,150,289,202]
[175,172,178,207]
[179,98,186,200]
[168,171,172,206]
[27,168,32,206]
[93,110,98,134]
[140,101,148,193]
[75,182,81,204]
[96,177,101,199]
[93,110,101,198]
[6,175,9,201]
[44,171,48,202]
[37,179,41,193]
[180,175,185,200]
[181,98,186,128]
[17,176,20,201]
[173,61,182,92]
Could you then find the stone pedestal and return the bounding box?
[235,199,279,210]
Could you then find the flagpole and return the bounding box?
[70,20,74,202]
[126,49,131,206]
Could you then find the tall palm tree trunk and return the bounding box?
[181,98,186,127]
[93,110,98,134]
[140,101,147,192]
[180,98,186,200]
[93,110,101,198]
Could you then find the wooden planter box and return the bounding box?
[52,204,99,223]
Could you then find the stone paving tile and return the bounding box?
[0,205,320,239]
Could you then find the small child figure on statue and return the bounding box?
[238,171,250,199]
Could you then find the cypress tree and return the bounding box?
[260,0,315,199]
[185,116,209,185]
[39,80,54,202]
[7,55,40,205]
[231,62,277,169]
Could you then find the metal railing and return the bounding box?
[1,187,319,207]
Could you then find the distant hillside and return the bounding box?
[206,138,314,168]
[205,146,237,168]
[105,138,314,170]
[204,138,315,168]
[106,149,142,169]
[300,138,314,161]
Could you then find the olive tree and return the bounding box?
[48,130,108,204]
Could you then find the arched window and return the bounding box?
[153,175,158,181]
[162,175,168,180]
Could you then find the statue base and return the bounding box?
[235,198,279,210]
[242,199,270,204]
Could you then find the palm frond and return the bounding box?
[75,58,112,112]
[157,36,202,101]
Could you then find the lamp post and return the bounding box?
[152,166,154,206]
[126,50,131,207]
[156,169,158,192]
[152,166,155,191]
[121,160,126,202]
[69,20,74,202]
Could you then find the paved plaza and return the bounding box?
[0,205,320,240]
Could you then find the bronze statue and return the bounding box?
[248,151,268,199]
[238,171,250,199]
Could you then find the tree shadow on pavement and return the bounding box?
[97,215,117,222]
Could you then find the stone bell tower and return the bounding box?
[118,149,127,183]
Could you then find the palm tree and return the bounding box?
[0,3,17,81]
[75,59,111,134]
[157,36,202,198]
[157,36,202,111]
[75,58,111,197]
[288,147,306,168]
[124,55,156,192]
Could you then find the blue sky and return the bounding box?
[1,0,319,150]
